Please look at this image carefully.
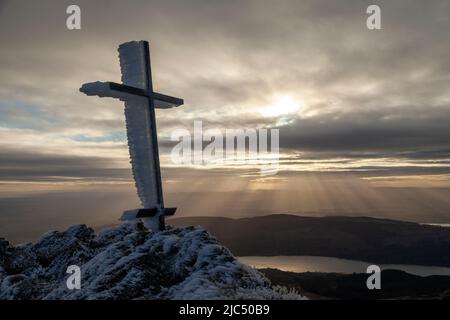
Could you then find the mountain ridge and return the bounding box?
[0,222,303,300]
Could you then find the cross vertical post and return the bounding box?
[143,41,165,230]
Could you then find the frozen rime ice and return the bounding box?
[0,223,304,300]
[79,41,161,209]
[119,41,160,208]
[123,96,159,208]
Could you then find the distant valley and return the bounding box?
[170,214,450,267]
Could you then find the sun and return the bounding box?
[259,95,302,117]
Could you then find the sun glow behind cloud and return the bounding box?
[259,95,302,118]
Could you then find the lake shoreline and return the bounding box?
[259,268,450,300]
[238,255,450,277]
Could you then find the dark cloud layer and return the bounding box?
[279,106,450,152]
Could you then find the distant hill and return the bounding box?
[260,268,450,299]
[169,214,450,267]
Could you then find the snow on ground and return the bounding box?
[0,222,303,300]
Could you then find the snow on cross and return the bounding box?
[80,40,183,231]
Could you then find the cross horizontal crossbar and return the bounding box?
[120,207,177,220]
[107,82,184,108]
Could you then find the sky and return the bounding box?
[1,0,450,242]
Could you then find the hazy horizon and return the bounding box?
[2,169,450,243]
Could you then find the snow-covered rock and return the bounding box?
[0,223,303,300]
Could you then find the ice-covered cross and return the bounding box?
[80,41,183,231]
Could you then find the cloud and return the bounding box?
[1,0,450,181]
[279,105,450,152]
[0,146,130,181]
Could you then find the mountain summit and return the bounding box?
[0,223,301,300]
